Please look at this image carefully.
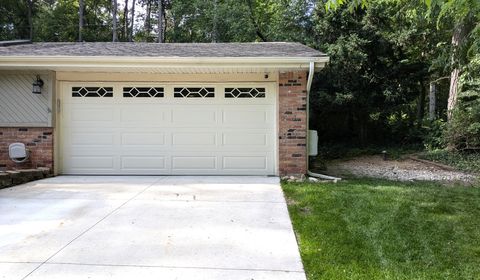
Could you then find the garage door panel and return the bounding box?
[172,132,217,146]
[119,107,168,123]
[61,83,277,175]
[121,133,166,146]
[222,110,266,123]
[222,132,268,146]
[68,156,115,169]
[172,156,217,170]
[70,133,115,146]
[65,147,117,157]
[120,156,166,170]
[223,156,267,170]
[172,109,217,125]
[70,107,114,122]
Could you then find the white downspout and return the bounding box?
[306,61,341,181]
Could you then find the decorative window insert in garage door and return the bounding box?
[225,87,266,98]
[123,87,164,97]
[60,83,277,175]
[174,87,215,98]
[72,87,113,97]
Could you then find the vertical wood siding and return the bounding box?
[0,72,52,126]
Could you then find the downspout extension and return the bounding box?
[306,61,341,182]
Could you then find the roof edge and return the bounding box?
[0,55,329,70]
[0,40,32,47]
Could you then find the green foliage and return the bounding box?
[310,0,442,146]
[167,0,256,42]
[422,119,447,150]
[445,55,480,151]
[419,149,480,174]
[0,0,478,153]
[283,179,480,280]
[0,0,33,40]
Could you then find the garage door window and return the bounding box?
[225,88,265,98]
[174,87,215,98]
[123,87,164,98]
[72,87,113,97]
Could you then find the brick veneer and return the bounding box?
[0,127,53,171]
[278,71,308,176]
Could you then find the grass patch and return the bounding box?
[419,150,480,174]
[283,178,480,280]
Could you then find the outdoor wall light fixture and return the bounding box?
[32,75,44,94]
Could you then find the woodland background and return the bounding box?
[1,0,479,157]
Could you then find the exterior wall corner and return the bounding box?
[278,71,308,176]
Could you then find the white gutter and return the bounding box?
[307,61,315,93]
[0,56,329,71]
[305,61,341,182]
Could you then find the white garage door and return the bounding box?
[60,82,277,175]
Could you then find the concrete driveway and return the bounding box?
[0,176,306,280]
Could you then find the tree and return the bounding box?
[167,0,256,43]
[129,0,136,41]
[79,0,84,41]
[308,0,445,145]
[26,0,33,40]
[245,0,267,41]
[112,0,118,42]
[445,55,480,150]
[325,0,480,122]
[157,0,164,43]
[142,0,152,41]
[123,0,129,40]
[429,0,479,120]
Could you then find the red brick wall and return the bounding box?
[0,127,53,171]
[278,71,308,176]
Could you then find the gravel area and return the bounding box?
[326,155,478,183]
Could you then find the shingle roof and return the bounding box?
[0,42,326,57]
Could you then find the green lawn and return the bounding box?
[282,179,480,280]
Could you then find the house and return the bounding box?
[0,41,328,176]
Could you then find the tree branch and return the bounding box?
[245,0,267,42]
[430,76,449,84]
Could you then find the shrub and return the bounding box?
[422,119,447,150]
[420,150,480,174]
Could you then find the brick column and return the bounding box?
[278,71,307,176]
[0,127,54,171]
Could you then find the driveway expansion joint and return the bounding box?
[43,262,305,274]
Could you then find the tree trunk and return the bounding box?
[157,0,164,43]
[129,0,136,41]
[417,81,426,125]
[26,0,33,40]
[447,23,465,120]
[447,68,460,120]
[79,0,84,42]
[145,0,151,40]
[112,0,118,42]
[212,0,218,42]
[123,0,129,40]
[429,82,436,120]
